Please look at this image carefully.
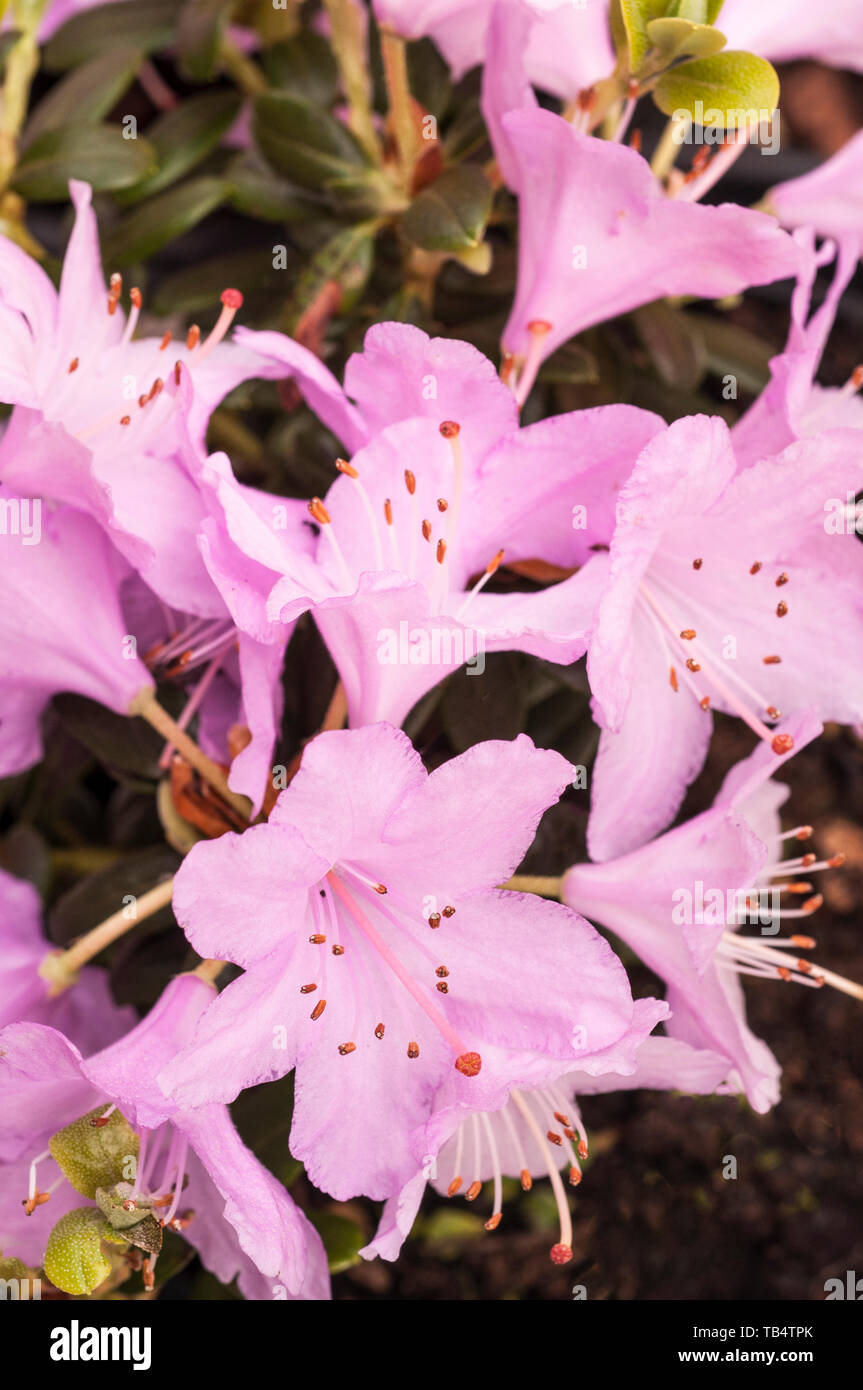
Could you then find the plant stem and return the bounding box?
[220,37,268,98]
[39,878,175,994]
[502,874,564,899]
[320,679,348,733]
[324,0,382,163]
[0,1,48,193]
[129,687,251,822]
[191,957,228,986]
[379,27,417,190]
[650,114,688,182]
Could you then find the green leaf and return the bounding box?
[151,245,296,316]
[262,31,339,106]
[686,309,773,393]
[47,844,179,950]
[44,0,178,71]
[653,50,780,123]
[52,692,163,780]
[49,1108,140,1200]
[11,123,157,201]
[176,0,233,82]
[231,1073,302,1189]
[253,89,369,192]
[225,151,320,224]
[44,1208,112,1296]
[102,175,229,265]
[610,0,666,73]
[23,48,143,148]
[646,17,726,61]
[442,652,529,753]
[284,220,376,332]
[631,300,706,391]
[115,90,243,204]
[309,1211,365,1274]
[401,165,492,253]
[669,0,725,21]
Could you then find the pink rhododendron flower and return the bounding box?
[0,498,153,778]
[0,975,330,1299]
[766,130,863,253]
[232,317,521,458]
[580,414,863,861]
[564,709,855,1114]
[158,725,660,1203]
[716,0,863,73]
[364,1026,729,1263]
[374,0,614,93]
[0,182,275,614]
[494,109,802,397]
[197,323,662,727]
[0,865,136,1050]
[733,232,863,468]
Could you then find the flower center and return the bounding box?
[307,419,504,618]
[58,284,243,450]
[297,868,481,1078]
[638,561,795,757]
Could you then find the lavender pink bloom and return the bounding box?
[0,975,330,1300]
[0,498,153,779]
[364,1026,729,1264]
[564,710,830,1114]
[0,864,136,1051]
[494,109,802,393]
[578,413,863,861]
[158,725,663,1204]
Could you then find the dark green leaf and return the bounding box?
[43,0,178,71]
[401,165,492,253]
[47,844,179,949]
[631,300,706,391]
[24,50,143,149]
[225,151,320,224]
[407,36,452,120]
[231,1073,302,1189]
[12,123,157,201]
[253,89,369,192]
[442,652,528,752]
[151,244,297,316]
[283,220,376,332]
[115,90,242,204]
[262,31,339,106]
[176,0,233,83]
[442,97,487,162]
[102,175,229,265]
[0,825,50,897]
[309,1211,365,1274]
[53,692,163,780]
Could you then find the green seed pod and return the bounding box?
[43,1208,112,1297]
[49,1107,139,1199]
